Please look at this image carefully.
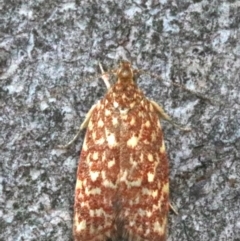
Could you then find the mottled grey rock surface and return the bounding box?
[1,0,240,241]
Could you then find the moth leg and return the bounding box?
[150,100,191,132]
[58,104,96,149]
[169,202,179,215]
[99,62,111,89]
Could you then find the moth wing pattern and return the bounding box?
[73,61,169,241]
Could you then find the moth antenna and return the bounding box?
[99,62,111,89]
[140,70,220,105]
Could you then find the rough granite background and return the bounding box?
[1,0,240,241]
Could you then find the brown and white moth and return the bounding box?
[71,61,172,241]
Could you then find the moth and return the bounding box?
[65,61,178,241]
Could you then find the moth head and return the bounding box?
[117,61,134,81]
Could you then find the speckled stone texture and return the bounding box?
[1,1,240,241]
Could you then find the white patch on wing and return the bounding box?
[86,187,101,195]
[129,196,140,206]
[148,153,154,162]
[90,208,105,217]
[96,208,105,216]
[92,131,96,140]
[103,179,116,188]
[147,172,155,182]
[138,208,146,217]
[108,159,115,168]
[142,188,158,198]
[105,109,111,116]
[76,220,86,232]
[145,228,150,235]
[75,179,82,189]
[90,171,100,181]
[127,135,138,148]
[130,117,135,125]
[153,221,161,232]
[88,120,94,130]
[162,182,169,194]
[152,189,158,198]
[129,156,138,166]
[120,170,127,182]
[97,118,104,127]
[96,137,105,145]
[126,179,142,187]
[106,132,117,147]
[146,210,152,217]
[130,102,135,108]
[92,152,98,160]
[160,141,165,153]
[151,132,157,142]
[120,108,129,115]
[153,220,165,234]
[145,120,150,127]
[101,171,106,179]
[113,101,119,108]
[112,117,118,126]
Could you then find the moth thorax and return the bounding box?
[119,69,133,79]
